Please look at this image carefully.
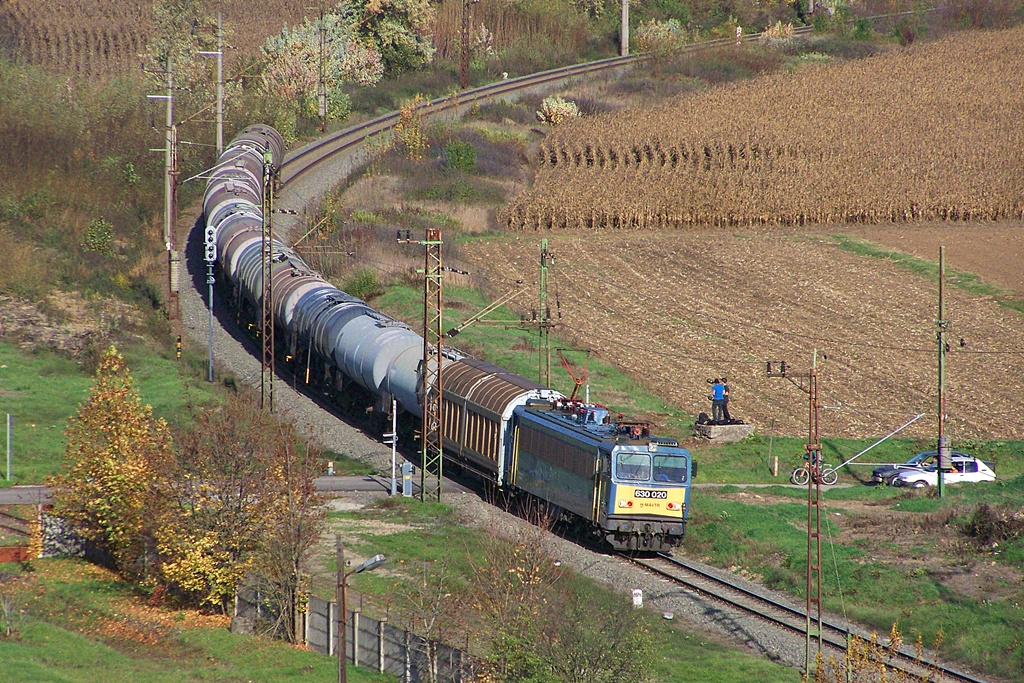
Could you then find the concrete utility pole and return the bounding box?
[197,14,225,156]
[215,13,224,156]
[766,355,823,675]
[162,59,179,320]
[318,1,328,132]
[459,0,472,88]
[937,246,948,497]
[620,0,629,56]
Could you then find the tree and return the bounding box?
[354,0,436,74]
[50,346,173,581]
[250,433,327,642]
[469,511,650,683]
[260,10,384,132]
[158,394,325,633]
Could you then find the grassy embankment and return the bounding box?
[368,282,1024,680]
[0,558,392,683]
[0,340,374,486]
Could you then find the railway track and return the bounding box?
[625,552,991,683]
[277,27,818,186]
[0,510,30,539]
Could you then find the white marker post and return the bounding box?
[6,413,12,481]
[384,398,398,496]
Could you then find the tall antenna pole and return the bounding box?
[937,246,948,497]
[260,150,276,412]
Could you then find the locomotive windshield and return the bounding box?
[615,452,651,481]
[653,454,689,483]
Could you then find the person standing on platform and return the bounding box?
[721,377,731,422]
[710,378,726,423]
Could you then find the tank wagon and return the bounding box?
[202,125,695,551]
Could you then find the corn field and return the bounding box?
[503,27,1024,230]
[0,0,312,78]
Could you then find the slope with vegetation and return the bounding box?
[3,0,1024,681]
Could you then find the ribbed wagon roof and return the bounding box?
[442,357,546,414]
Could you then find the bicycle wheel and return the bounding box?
[820,468,839,486]
[790,467,810,486]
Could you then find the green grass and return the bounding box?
[0,343,93,485]
[0,559,392,683]
[0,340,374,485]
[0,341,222,486]
[320,496,801,683]
[685,483,1024,680]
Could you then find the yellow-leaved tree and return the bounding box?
[50,346,173,581]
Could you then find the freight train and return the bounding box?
[202,125,695,551]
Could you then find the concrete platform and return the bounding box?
[692,423,756,442]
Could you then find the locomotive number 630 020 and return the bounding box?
[634,489,668,499]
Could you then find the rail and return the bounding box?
[625,552,990,683]
[277,26,816,186]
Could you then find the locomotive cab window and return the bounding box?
[653,454,688,483]
[615,452,651,481]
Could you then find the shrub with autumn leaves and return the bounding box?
[50,347,325,641]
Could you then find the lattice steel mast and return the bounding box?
[399,229,445,502]
[260,150,276,412]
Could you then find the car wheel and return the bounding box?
[912,480,928,489]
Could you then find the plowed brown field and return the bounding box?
[458,228,1024,440]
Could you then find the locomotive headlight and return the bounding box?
[618,499,633,508]
[666,502,681,511]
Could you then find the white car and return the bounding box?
[893,457,996,488]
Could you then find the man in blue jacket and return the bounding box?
[710,378,726,424]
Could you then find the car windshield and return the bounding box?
[907,452,934,465]
[615,452,651,481]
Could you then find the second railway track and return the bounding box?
[625,552,992,683]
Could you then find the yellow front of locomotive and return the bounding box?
[601,441,692,551]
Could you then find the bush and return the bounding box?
[853,17,873,40]
[341,268,379,300]
[443,139,477,173]
[536,96,580,125]
[83,219,114,255]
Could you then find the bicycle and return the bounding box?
[790,460,839,486]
